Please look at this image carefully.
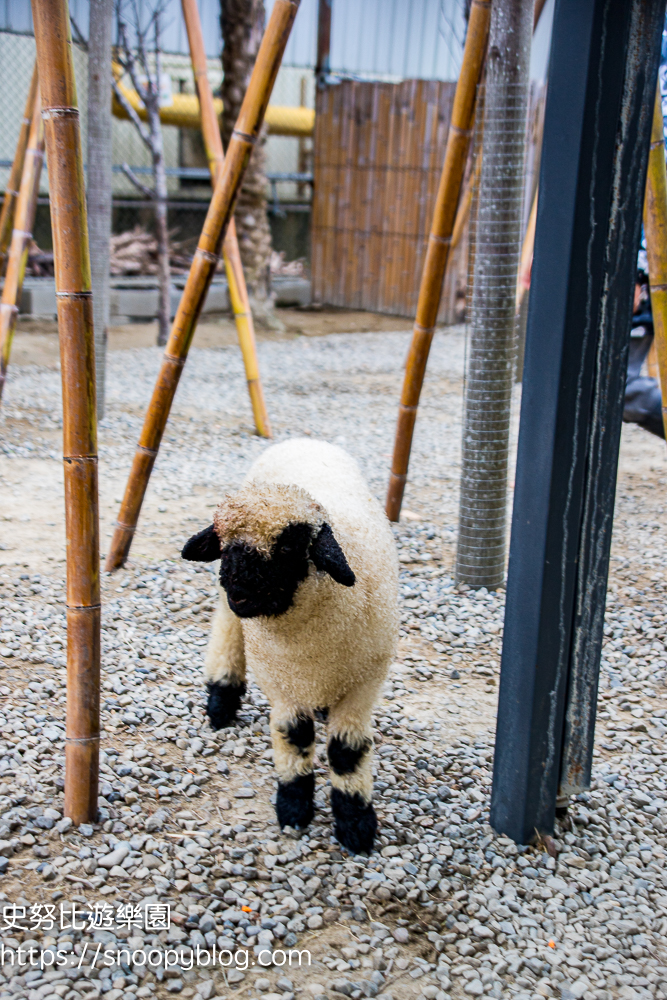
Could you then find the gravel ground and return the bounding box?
[0,323,666,1000]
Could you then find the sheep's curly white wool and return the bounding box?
[213,482,326,556]
[204,438,399,839]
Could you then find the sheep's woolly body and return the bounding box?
[204,438,399,826]
[239,439,398,715]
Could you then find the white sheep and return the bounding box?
[182,438,399,854]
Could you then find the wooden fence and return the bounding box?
[311,78,466,322]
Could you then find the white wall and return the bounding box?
[2,0,467,77]
[0,0,553,80]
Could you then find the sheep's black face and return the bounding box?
[181,518,355,616]
[219,522,313,618]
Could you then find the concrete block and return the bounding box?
[272,276,311,307]
[19,280,57,318]
[110,279,230,320]
[17,275,245,322]
[200,281,230,314]
[110,285,159,321]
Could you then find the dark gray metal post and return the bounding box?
[490,0,664,845]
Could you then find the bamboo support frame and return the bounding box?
[105,0,300,573]
[533,0,548,29]
[644,83,667,441]
[385,0,492,521]
[0,64,39,274]
[0,83,45,403]
[451,148,482,252]
[516,185,538,312]
[31,0,100,824]
[181,0,271,439]
[647,340,659,379]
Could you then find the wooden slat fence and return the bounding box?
[311,78,466,322]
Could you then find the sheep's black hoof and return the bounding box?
[206,680,245,730]
[331,788,377,854]
[276,772,315,830]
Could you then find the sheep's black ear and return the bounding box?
[310,523,355,586]
[181,524,221,562]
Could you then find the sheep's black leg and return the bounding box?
[327,733,377,854]
[272,712,316,831]
[206,680,246,730]
[203,590,246,730]
[326,677,382,854]
[276,772,315,829]
[330,787,377,855]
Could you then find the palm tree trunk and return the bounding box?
[221,0,273,308]
[87,0,113,416]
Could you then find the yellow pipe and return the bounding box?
[112,77,315,137]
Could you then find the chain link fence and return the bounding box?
[0,28,313,249]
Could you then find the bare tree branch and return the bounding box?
[70,15,88,49]
[141,10,161,118]
[111,77,151,148]
[117,16,149,109]
[133,5,151,90]
[153,11,161,111]
[119,163,155,199]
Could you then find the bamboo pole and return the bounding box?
[533,0,548,29]
[451,148,482,252]
[0,64,39,275]
[0,84,45,403]
[31,0,100,824]
[516,184,538,312]
[647,340,659,379]
[385,0,492,521]
[105,0,300,573]
[644,83,667,441]
[181,0,271,438]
